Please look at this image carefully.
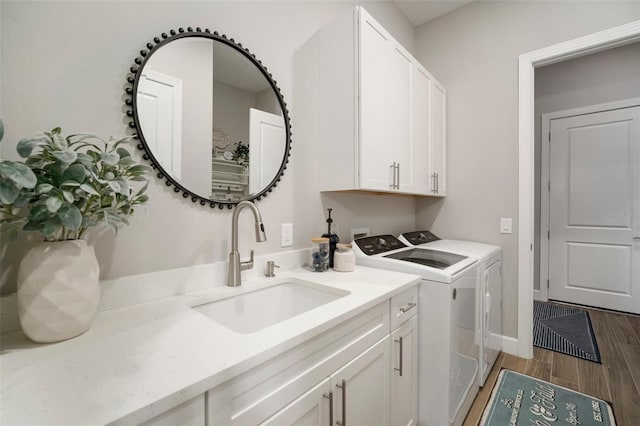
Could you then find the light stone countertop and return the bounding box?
[0,266,420,425]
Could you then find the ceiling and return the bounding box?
[392,0,476,27]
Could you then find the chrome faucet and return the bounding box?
[227,201,267,287]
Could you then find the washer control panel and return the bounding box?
[354,235,406,255]
[401,230,440,245]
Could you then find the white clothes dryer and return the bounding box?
[353,235,480,426]
[398,231,503,388]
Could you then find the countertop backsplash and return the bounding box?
[0,248,309,335]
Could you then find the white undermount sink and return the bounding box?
[192,278,349,334]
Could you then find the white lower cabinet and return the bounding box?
[329,336,391,426]
[390,316,418,426]
[261,378,332,426]
[202,286,419,426]
[261,337,391,426]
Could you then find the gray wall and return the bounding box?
[0,1,417,294]
[213,81,254,153]
[534,42,640,291]
[414,1,639,338]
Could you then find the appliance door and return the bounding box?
[449,267,479,424]
[481,257,502,385]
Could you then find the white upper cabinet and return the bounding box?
[430,80,447,195]
[300,6,446,196]
[412,63,432,195]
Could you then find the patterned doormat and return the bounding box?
[534,301,601,363]
[480,369,616,425]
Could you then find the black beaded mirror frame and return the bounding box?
[124,27,292,209]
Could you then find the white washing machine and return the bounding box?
[353,235,480,426]
[399,231,503,388]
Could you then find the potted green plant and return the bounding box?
[232,141,249,167]
[0,126,150,343]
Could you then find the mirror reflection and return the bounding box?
[136,37,286,203]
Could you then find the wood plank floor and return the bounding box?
[463,308,640,425]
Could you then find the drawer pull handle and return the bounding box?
[399,302,416,313]
[336,379,347,426]
[394,336,404,376]
[323,390,333,426]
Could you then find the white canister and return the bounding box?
[333,243,356,272]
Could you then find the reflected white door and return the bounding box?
[249,108,285,195]
[548,106,640,313]
[137,70,182,178]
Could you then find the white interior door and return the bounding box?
[137,70,182,178]
[548,106,640,313]
[249,108,285,195]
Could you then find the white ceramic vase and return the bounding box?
[17,240,100,343]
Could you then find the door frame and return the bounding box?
[517,20,640,359]
[538,98,640,302]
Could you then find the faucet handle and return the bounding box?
[265,261,280,277]
[240,250,255,271]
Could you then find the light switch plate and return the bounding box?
[281,223,293,247]
[500,218,512,234]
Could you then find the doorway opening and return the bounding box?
[517,20,640,359]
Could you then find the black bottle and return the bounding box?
[322,208,340,268]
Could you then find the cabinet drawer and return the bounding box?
[390,285,418,330]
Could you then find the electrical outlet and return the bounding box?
[281,223,293,247]
[351,227,370,242]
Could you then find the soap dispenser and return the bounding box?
[321,208,340,268]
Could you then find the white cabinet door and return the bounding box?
[359,10,395,191]
[430,80,446,195]
[359,8,414,193]
[261,378,331,426]
[412,64,432,195]
[330,336,391,426]
[390,43,414,192]
[390,316,418,426]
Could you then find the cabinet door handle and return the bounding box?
[336,379,347,426]
[394,336,404,376]
[396,162,400,189]
[435,172,439,194]
[389,162,396,189]
[431,173,436,193]
[399,302,416,313]
[323,390,334,426]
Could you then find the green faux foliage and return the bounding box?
[232,141,249,167]
[0,127,151,241]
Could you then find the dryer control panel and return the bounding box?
[401,230,440,245]
[354,235,406,255]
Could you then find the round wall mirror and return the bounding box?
[124,27,291,208]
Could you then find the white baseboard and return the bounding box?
[501,335,520,356]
